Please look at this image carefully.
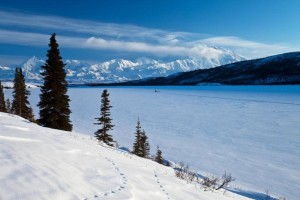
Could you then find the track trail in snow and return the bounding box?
[154,170,171,200]
[64,135,130,199]
[0,113,254,200]
[100,144,173,200]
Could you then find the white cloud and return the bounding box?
[0,10,192,43]
[0,10,298,59]
[0,30,49,46]
[0,29,227,59]
[199,36,297,58]
[83,37,229,59]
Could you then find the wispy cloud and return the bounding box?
[0,10,192,43]
[84,37,229,59]
[0,29,225,58]
[0,10,297,59]
[0,29,49,46]
[0,54,29,66]
[199,37,297,58]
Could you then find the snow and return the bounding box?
[1,81,39,88]
[0,52,244,83]
[0,112,249,200]
[0,65,10,70]
[3,85,300,200]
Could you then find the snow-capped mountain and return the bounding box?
[0,49,245,83]
[22,56,45,80]
[123,51,300,85]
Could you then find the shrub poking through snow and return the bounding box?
[200,171,235,191]
[174,162,235,191]
[201,175,219,190]
[175,162,198,184]
[215,172,235,190]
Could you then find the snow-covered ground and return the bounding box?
[0,112,250,200]
[3,85,300,199]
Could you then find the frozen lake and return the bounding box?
[4,85,300,199]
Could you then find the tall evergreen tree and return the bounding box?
[94,89,115,146]
[38,33,72,131]
[11,68,34,121]
[0,81,7,112]
[133,118,143,156]
[155,145,163,164]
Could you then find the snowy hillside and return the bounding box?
[0,48,244,83]
[0,112,250,200]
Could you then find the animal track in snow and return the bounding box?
[92,157,128,198]
[154,170,171,200]
[79,155,128,199]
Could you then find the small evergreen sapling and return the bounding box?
[141,130,150,158]
[6,98,11,113]
[0,81,7,112]
[155,145,163,164]
[133,119,150,158]
[94,89,115,147]
[133,118,143,156]
[11,68,34,121]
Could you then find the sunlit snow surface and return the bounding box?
[4,85,300,199]
[0,113,250,200]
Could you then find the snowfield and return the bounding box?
[0,112,249,200]
[3,85,300,199]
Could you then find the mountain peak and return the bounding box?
[0,48,245,83]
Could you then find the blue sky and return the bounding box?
[0,0,299,65]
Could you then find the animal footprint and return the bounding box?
[154,171,171,200]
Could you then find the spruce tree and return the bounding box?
[11,68,34,121]
[155,145,163,164]
[38,33,72,131]
[6,98,11,113]
[94,89,115,146]
[141,130,150,158]
[133,118,143,156]
[133,119,150,158]
[0,81,7,112]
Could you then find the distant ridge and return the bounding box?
[0,47,244,83]
[97,52,300,86]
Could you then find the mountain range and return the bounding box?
[109,52,300,85]
[0,47,244,83]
